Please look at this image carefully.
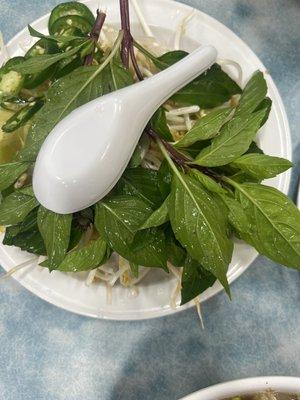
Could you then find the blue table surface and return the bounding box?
[0,1,299,399]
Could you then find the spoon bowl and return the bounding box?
[33,45,217,213]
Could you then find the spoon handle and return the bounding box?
[131,45,217,112]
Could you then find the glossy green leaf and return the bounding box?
[165,225,186,267]
[230,180,300,268]
[181,255,216,305]
[95,195,167,268]
[175,107,232,147]
[3,208,46,255]
[0,161,30,191]
[12,41,89,75]
[190,169,227,195]
[37,206,72,270]
[154,50,188,69]
[150,48,241,108]
[245,141,264,155]
[220,195,250,234]
[110,59,134,90]
[230,153,292,180]
[255,97,272,128]
[157,159,172,199]
[235,71,267,116]
[57,237,108,272]
[0,186,38,225]
[139,196,169,229]
[117,167,164,208]
[150,107,173,141]
[194,109,266,167]
[168,172,232,290]
[172,64,241,108]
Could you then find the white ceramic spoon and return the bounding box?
[33,45,217,214]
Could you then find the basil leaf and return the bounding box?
[235,71,267,116]
[194,109,266,167]
[12,41,89,75]
[230,154,292,180]
[95,195,167,268]
[256,97,272,128]
[158,159,172,198]
[245,141,264,155]
[220,195,250,234]
[28,24,84,44]
[175,107,232,148]
[172,64,241,108]
[181,255,216,305]
[150,108,173,141]
[3,208,46,255]
[169,173,233,291]
[231,181,300,268]
[37,206,72,270]
[117,167,163,208]
[165,225,186,267]
[110,59,134,90]
[56,237,108,272]
[190,169,227,195]
[18,35,123,161]
[129,228,167,270]
[153,50,241,107]
[0,186,38,225]
[183,140,211,158]
[139,196,169,229]
[155,50,188,69]
[0,161,30,191]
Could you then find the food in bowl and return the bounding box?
[225,392,300,400]
[0,1,299,307]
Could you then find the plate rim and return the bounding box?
[179,376,300,400]
[0,0,292,320]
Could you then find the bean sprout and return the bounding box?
[0,257,38,281]
[174,10,196,50]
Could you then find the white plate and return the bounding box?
[0,0,291,320]
[179,376,300,400]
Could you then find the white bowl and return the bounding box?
[180,377,300,400]
[0,0,292,319]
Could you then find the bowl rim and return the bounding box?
[180,377,300,400]
[0,0,292,320]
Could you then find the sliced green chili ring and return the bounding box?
[50,15,93,36]
[0,56,25,79]
[0,97,28,112]
[25,38,59,59]
[2,100,44,133]
[48,2,95,34]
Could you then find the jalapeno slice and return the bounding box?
[50,15,93,36]
[48,2,95,34]
[2,100,43,133]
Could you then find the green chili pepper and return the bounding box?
[2,100,43,133]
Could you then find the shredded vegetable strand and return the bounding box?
[217,58,243,86]
[194,296,205,329]
[0,257,38,281]
[174,10,196,50]
[130,0,154,37]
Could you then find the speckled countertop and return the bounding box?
[0,1,299,399]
